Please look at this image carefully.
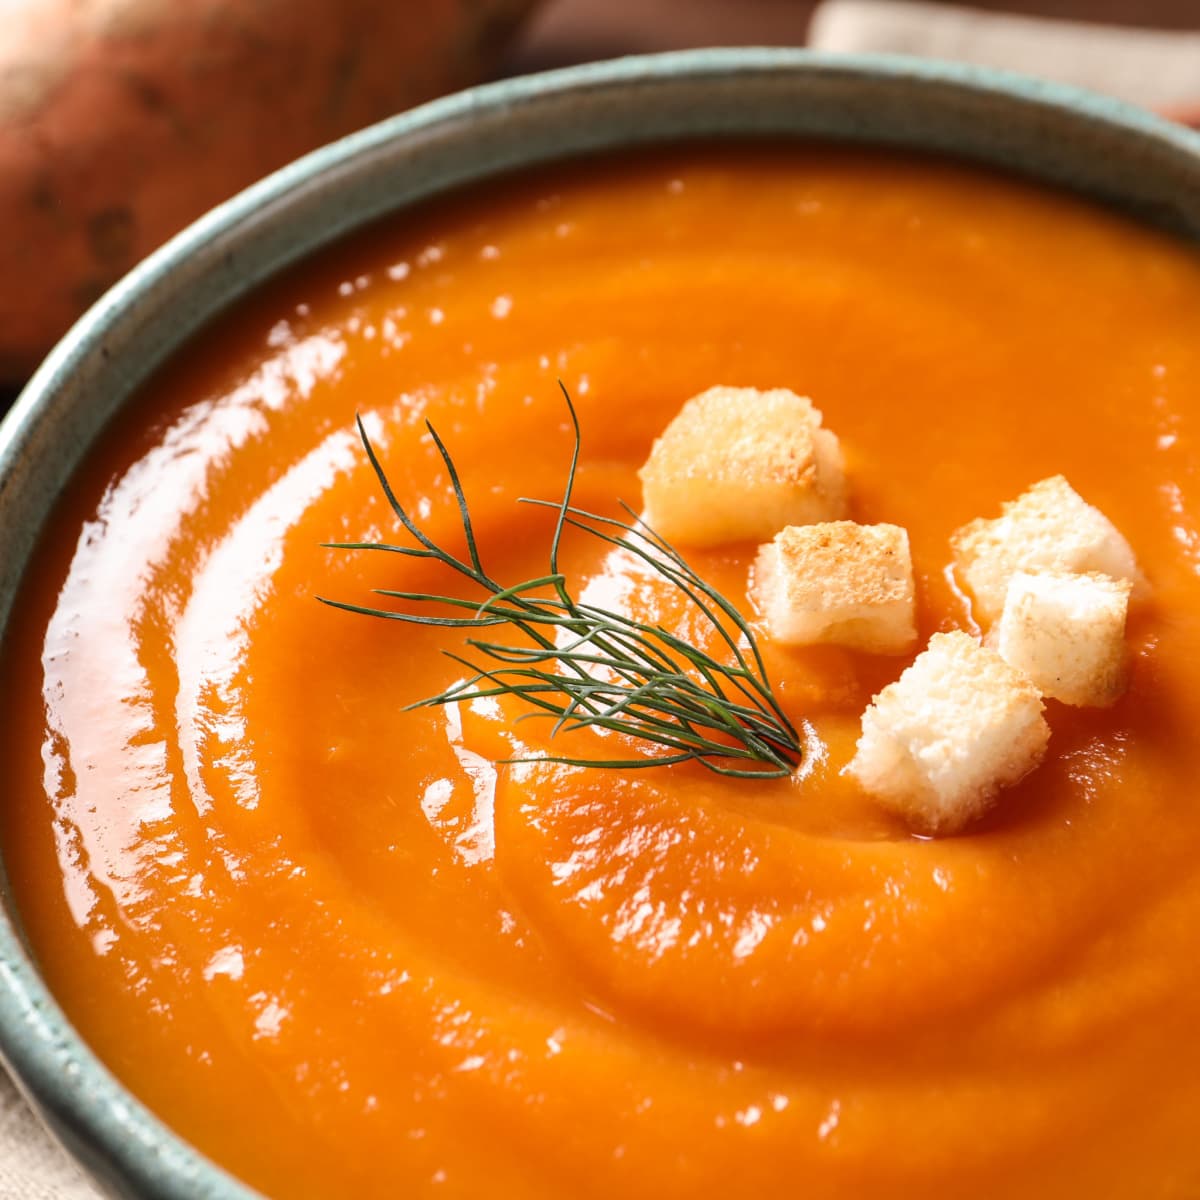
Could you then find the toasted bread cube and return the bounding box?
[847,631,1049,834]
[950,475,1142,626]
[638,386,846,546]
[753,522,917,653]
[993,570,1131,707]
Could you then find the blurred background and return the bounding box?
[507,0,1200,74]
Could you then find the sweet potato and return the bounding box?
[0,0,538,381]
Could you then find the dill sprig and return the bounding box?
[319,387,802,778]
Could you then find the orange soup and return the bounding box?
[4,145,1200,1198]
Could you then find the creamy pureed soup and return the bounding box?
[3,146,1200,1199]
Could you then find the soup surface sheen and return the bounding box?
[4,146,1200,1199]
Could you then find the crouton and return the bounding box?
[950,475,1143,626]
[847,631,1049,834]
[638,386,846,546]
[752,521,917,653]
[992,570,1131,707]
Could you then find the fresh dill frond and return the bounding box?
[319,385,803,778]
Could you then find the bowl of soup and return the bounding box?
[2,49,1200,1200]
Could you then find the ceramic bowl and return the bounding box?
[1,48,1198,1200]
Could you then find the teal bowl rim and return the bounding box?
[1,47,1198,1200]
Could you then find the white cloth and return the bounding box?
[810,0,1200,117]
[0,1069,98,1198]
[4,4,1199,1195]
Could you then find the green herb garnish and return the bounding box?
[319,387,802,778]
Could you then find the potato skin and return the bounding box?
[0,0,538,380]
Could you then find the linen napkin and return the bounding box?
[0,1071,96,1199]
[810,0,1200,121]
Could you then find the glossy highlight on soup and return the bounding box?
[4,145,1200,1198]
